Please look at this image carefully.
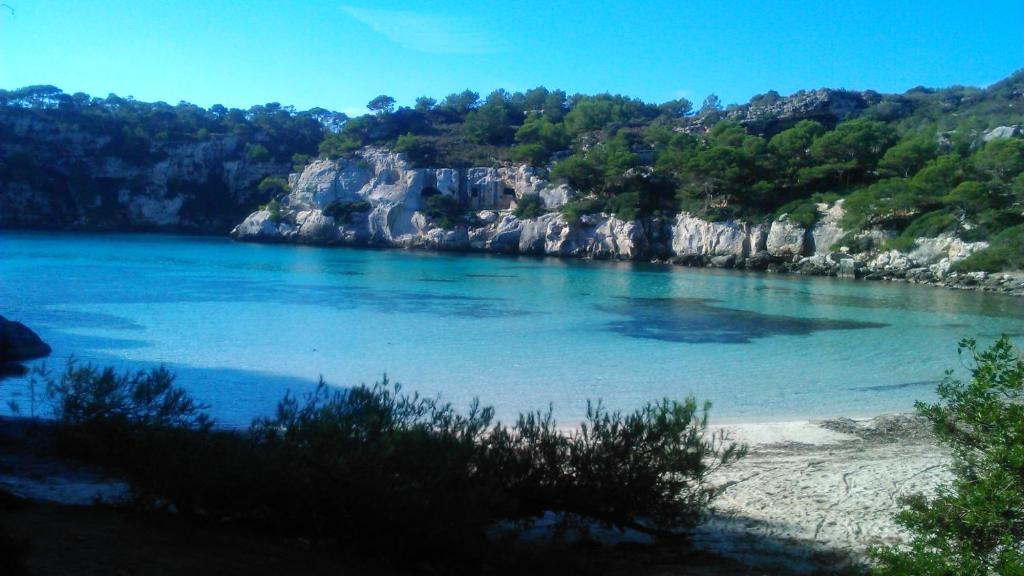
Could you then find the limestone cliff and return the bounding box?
[233,149,1022,294]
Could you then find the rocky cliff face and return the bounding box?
[233,149,1023,294]
[0,107,292,232]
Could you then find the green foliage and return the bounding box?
[560,196,606,224]
[604,191,641,221]
[551,154,604,191]
[394,132,438,167]
[366,95,395,115]
[45,362,212,467]
[878,134,939,178]
[953,225,1024,272]
[511,143,550,165]
[513,115,570,163]
[972,138,1024,183]
[275,74,1024,259]
[768,120,826,176]
[259,198,284,222]
[463,90,516,145]
[870,337,1024,575]
[245,143,271,162]
[886,210,958,251]
[257,176,288,197]
[513,194,544,219]
[776,200,819,228]
[424,194,465,229]
[563,94,656,136]
[41,364,745,567]
[803,118,896,186]
[318,132,362,159]
[912,154,964,194]
[290,153,311,173]
[840,178,928,231]
[323,200,371,223]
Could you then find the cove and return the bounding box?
[1,231,1020,426]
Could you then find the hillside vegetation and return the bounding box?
[2,74,1023,268]
[318,73,1024,269]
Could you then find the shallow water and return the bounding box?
[1,231,1020,426]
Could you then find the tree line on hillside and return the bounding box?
[2,74,1023,270]
[0,84,338,169]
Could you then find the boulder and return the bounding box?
[295,211,340,243]
[539,184,574,209]
[0,316,51,363]
[982,125,1022,142]
[810,200,845,255]
[671,213,749,257]
[767,217,808,257]
[231,210,283,240]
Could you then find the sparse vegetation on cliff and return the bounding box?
[311,72,1023,270]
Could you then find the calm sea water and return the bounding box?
[1,231,1020,426]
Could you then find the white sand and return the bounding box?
[693,415,951,573]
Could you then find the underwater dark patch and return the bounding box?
[464,273,519,279]
[853,380,939,392]
[599,297,888,344]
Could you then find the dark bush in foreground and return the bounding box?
[0,524,30,576]
[43,362,745,565]
[870,336,1024,575]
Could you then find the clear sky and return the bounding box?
[1,0,1022,116]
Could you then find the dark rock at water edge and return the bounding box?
[0,315,52,364]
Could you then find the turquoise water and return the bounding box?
[1,231,1021,426]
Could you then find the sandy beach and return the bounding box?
[694,414,950,573]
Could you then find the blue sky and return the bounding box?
[1,0,1021,116]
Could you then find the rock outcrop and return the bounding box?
[703,89,874,136]
[0,316,51,374]
[233,149,1023,296]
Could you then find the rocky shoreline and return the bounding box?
[231,148,1024,297]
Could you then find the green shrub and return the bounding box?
[322,199,371,223]
[484,398,746,537]
[41,364,746,567]
[291,153,311,173]
[776,200,819,228]
[560,196,605,225]
[259,198,285,222]
[245,143,271,162]
[394,133,438,167]
[953,224,1024,272]
[831,231,878,254]
[318,133,362,159]
[514,194,544,219]
[604,191,641,221]
[424,194,466,229]
[870,336,1024,574]
[257,176,288,197]
[885,210,957,251]
[47,362,211,434]
[511,143,550,166]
